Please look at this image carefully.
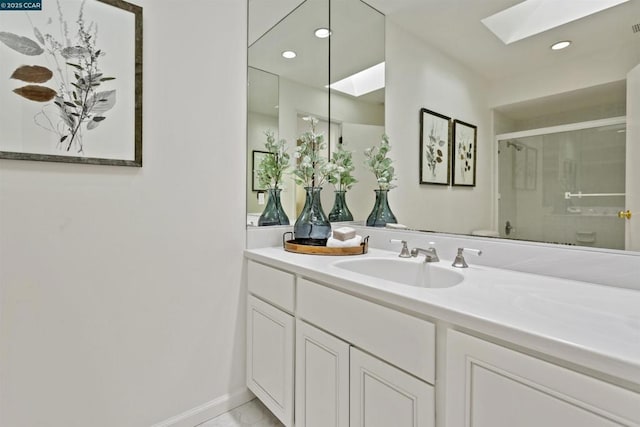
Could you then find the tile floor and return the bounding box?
[198,399,283,427]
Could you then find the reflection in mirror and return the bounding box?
[247,67,279,224]
[497,118,626,250]
[247,0,385,225]
[247,0,330,224]
[325,0,385,221]
[248,0,640,252]
[370,0,639,252]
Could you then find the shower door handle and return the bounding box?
[505,220,513,235]
[618,210,632,220]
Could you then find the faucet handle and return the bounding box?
[463,248,482,256]
[390,239,411,258]
[452,247,482,268]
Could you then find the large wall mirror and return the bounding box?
[247,0,640,253]
[247,0,384,226]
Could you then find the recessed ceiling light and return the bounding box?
[551,40,572,50]
[314,28,331,38]
[282,50,297,59]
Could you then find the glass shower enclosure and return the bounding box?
[497,118,626,250]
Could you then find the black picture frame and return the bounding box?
[419,108,451,185]
[252,150,269,191]
[452,119,477,187]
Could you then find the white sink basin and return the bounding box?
[332,257,464,288]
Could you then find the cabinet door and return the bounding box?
[446,330,640,427]
[246,295,294,426]
[350,347,435,427]
[295,320,350,427]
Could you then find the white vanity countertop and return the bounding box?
[245,246,640,386]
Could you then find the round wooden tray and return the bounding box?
[282,232,368,256]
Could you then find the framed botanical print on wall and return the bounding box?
[419,108,451,185]
[452,119,477,187]
[0,0,143,166]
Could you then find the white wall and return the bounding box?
[0,1,249,426]
[385,21,494,234]
[489,44,640,108]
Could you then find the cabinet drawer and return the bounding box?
[248,260,295,313]
[297,278,435,383]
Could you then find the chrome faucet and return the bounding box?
[452,247,482,268]
[411,242,439,262]
[390,239,411,258]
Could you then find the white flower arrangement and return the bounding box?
[256,130,290,190]
[292,116,331,188]
[364,134,396,190]
[326,143,357,192]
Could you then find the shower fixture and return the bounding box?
[505,140,525,151]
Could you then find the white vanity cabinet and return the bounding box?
[246,262,296,426]
[246,255,639,427]
[295,320,435,427]
[247,260,436,427]
[295,320,350,427]
[296,277,436,427]
[350,347,435,427]
[446,330,640,427]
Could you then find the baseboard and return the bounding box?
[150,387,255,427]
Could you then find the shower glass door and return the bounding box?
[497,118,626,250]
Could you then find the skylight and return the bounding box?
[328,62,385,97]
[482,0,629,44]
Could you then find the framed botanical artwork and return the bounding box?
[252,150,269,191]
[419,108,451,185]
[0,0,143,166]
[452,119,477,187]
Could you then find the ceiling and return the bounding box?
[248,0,640,117]
[365,0,640,83]
[249,0,384,91]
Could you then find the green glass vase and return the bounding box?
[294,186,331,244]
[328,190,354,222]
[366,189,397,227]
[258,188,290,226]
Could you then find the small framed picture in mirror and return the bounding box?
[419,108,452,185]
[252,150,269,191]
[452,120,477,187]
